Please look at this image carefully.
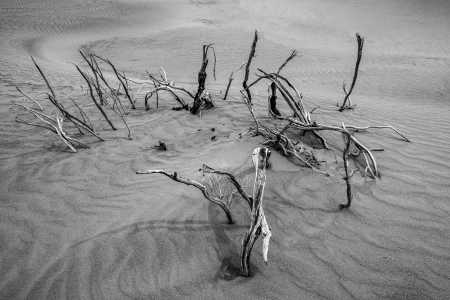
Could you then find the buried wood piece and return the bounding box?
[241,147,271,276]
[339,33,364,111]
[340,125,353,209]
[242,30,258,104]
[153,140,167,151]
[135,169,234,224]
[190,44,216,114]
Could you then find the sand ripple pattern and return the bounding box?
[1,0,450,299]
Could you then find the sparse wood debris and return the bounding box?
[240,31,409,208]
[12,30,413,280]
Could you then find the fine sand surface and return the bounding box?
[1,0,450,299]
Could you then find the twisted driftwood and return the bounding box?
[240,147,271,276]
[190,44,216,114]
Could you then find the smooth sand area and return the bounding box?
[1,0,449,299]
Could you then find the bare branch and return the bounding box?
[242,30,258,104]
[201,164,252,207]
[135,169,234,224]
[339,33,364,111]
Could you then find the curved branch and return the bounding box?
[136,169,233,224]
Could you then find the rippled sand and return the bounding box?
[1,0,449,299]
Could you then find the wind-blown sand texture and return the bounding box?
[1,0,449,299]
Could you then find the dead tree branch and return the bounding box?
[14,104,87,152]
[31,57,103,141]
[201,164,253,207]
[339,33,364,111]
[92,54,136,109]
[135,169,234,224]
[242,30,258,104]
[277,50,297,75]
[345,124,410,142]
[76,65,117,131]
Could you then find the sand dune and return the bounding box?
[1,0,449,299]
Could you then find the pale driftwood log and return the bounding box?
[339,33,364,111]
[241,147,272,276]
[135,169,234,224]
